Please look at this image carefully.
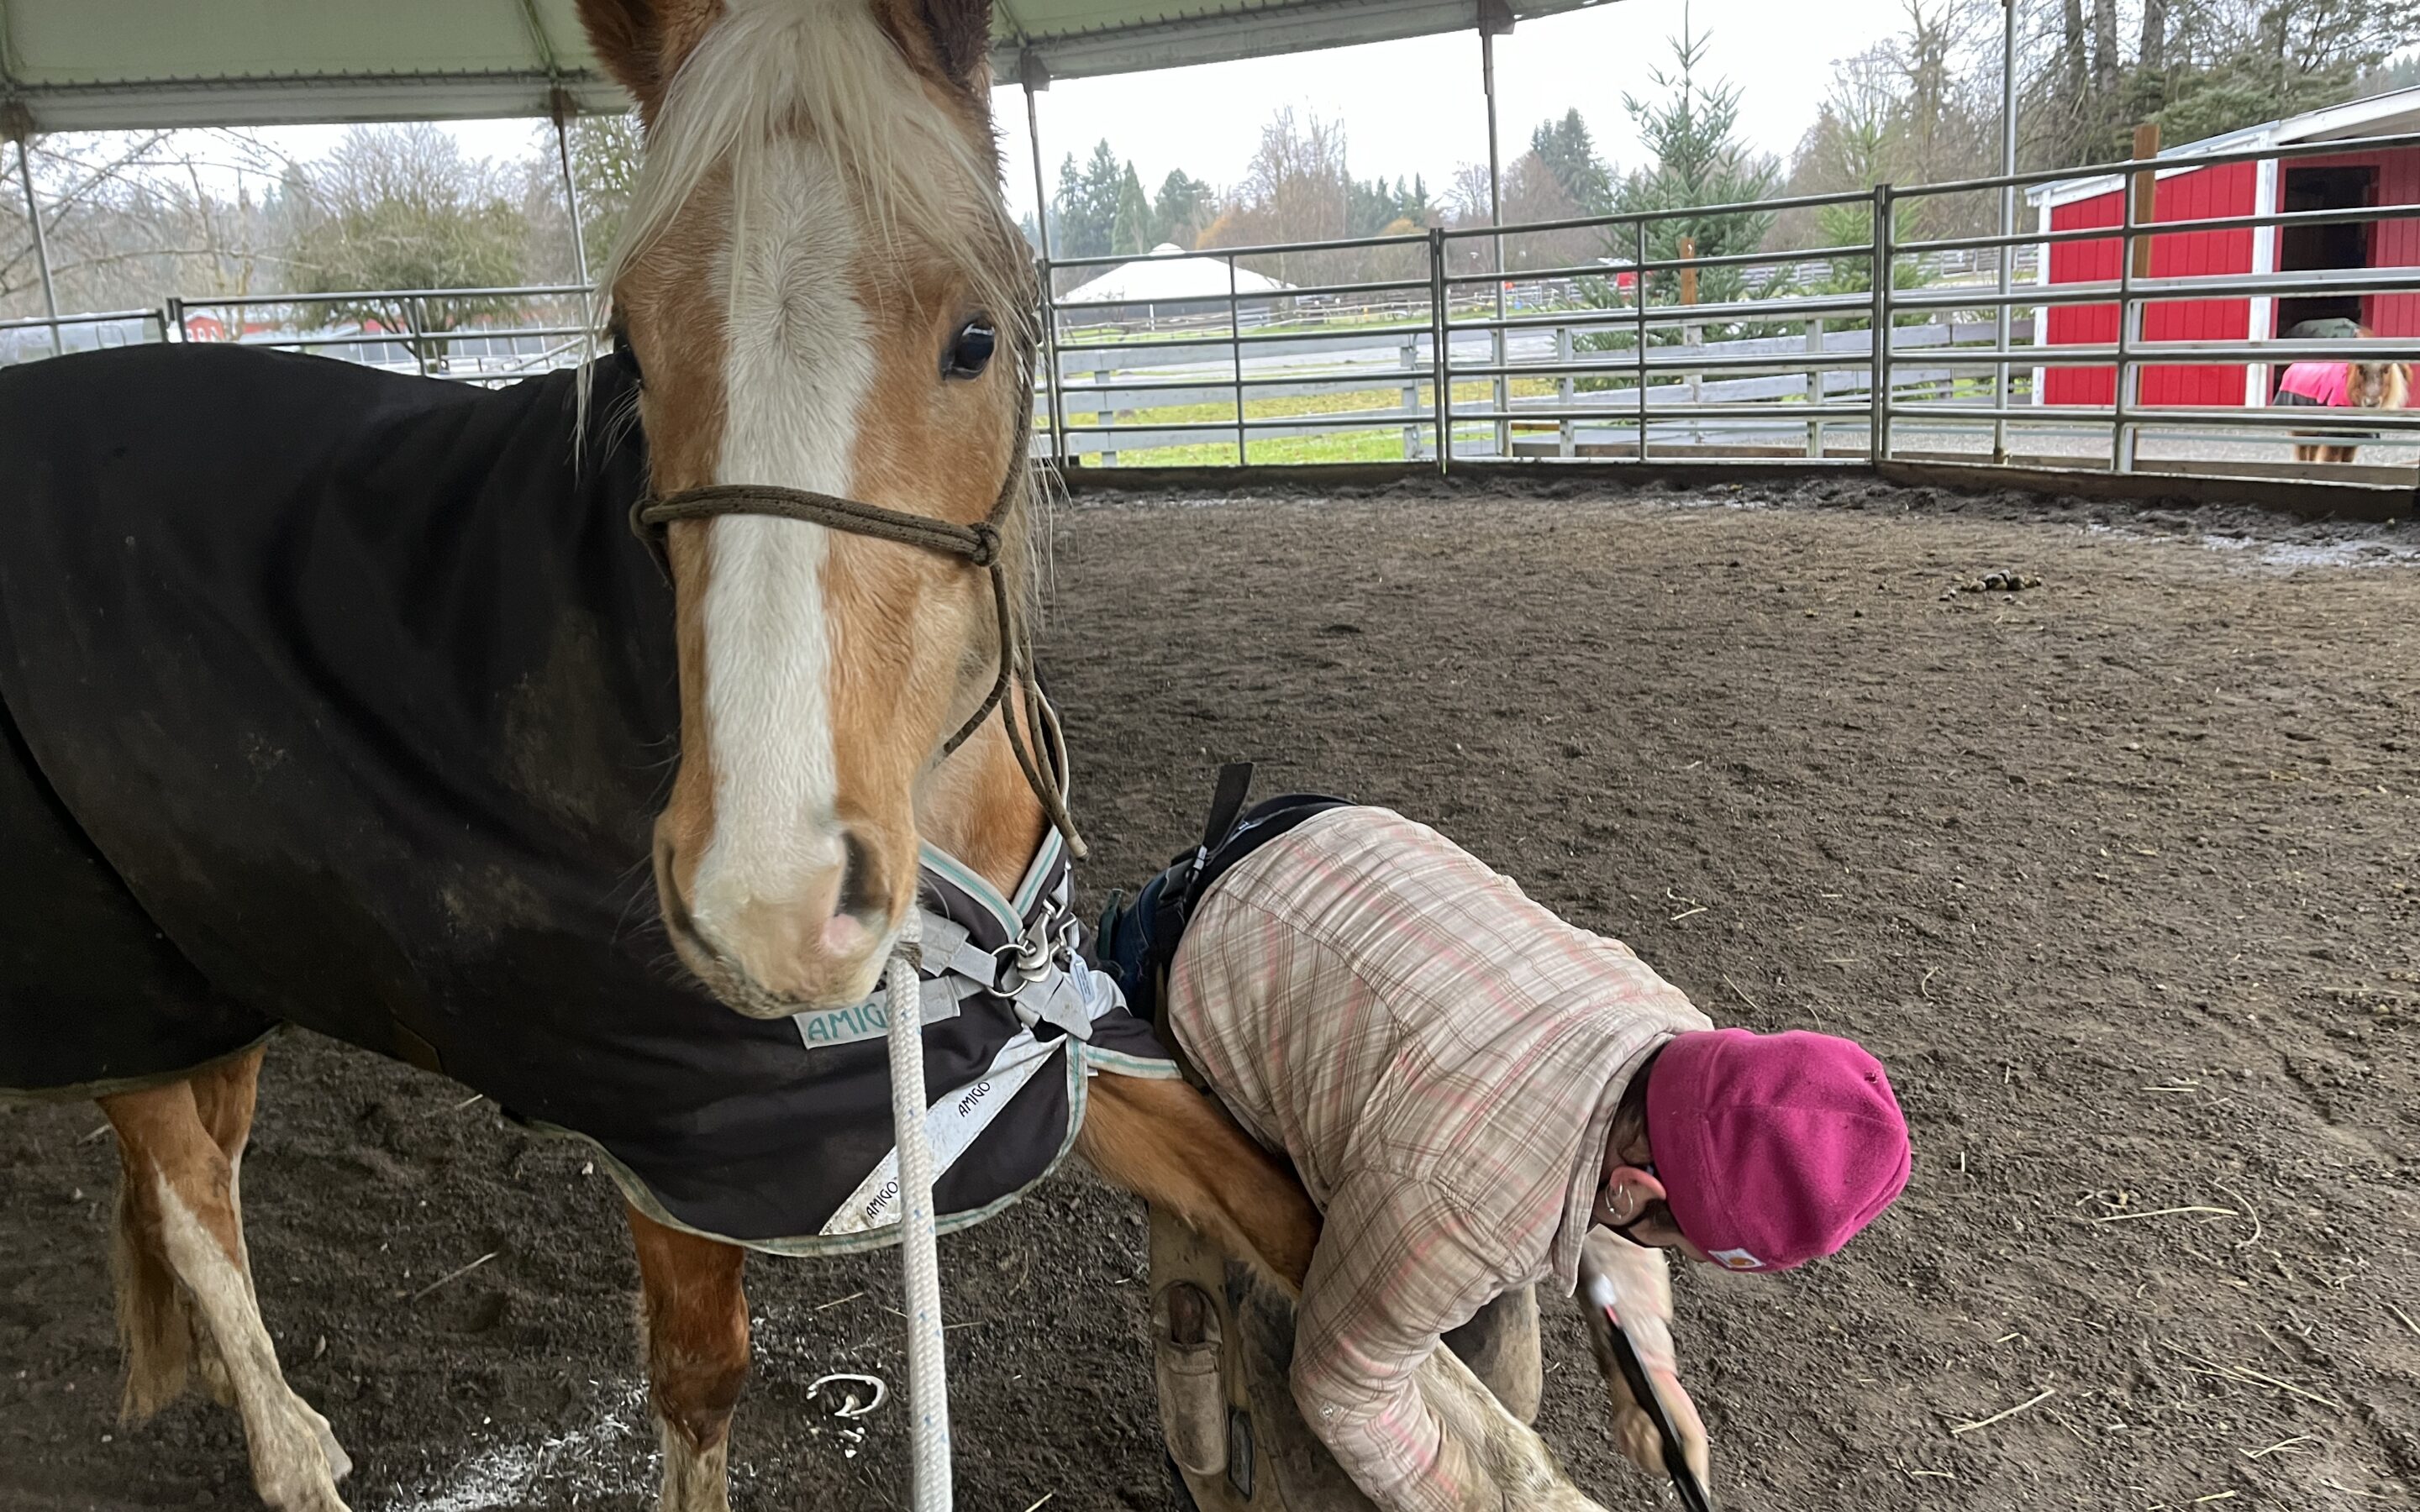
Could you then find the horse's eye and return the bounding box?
[611,328,643,384]
[943,318,996,380]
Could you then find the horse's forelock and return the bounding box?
[599,0,1024,346]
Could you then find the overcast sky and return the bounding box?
[992,0,1933,220]
[246,0,1943,217]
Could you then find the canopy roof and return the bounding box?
[0,0,1618,131]
[1062,244,1293,302]
[2026,85,2420,209]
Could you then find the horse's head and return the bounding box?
[2343,324,2407,413]
[2349,360,2409,412]
[578,0,1033,1015]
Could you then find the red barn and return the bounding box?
[2028,87,2420,408]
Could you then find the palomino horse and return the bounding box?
[2285,327,2411,464]
[0,1,1612,1509]
[2293,359,2408,463]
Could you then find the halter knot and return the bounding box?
[965,523,1002,570]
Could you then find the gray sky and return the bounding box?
[992,0,1933,221]
[250,0,1939,216]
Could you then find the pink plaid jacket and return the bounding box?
[1166,806,1712,1512]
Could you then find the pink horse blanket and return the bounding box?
[2275,361,2352,406]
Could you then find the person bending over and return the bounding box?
[1101,790,1912,1512]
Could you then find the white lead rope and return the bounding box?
[884,915,953,1510]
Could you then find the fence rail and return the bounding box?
[4,126,2415,485]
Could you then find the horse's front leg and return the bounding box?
[626,1207,750,1512]
[102,1053,350,1512]
[1086,1075,1612,1511]
[1076,1071,1321,1291]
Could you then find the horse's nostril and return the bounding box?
[655,836,699,944]
[836,828,885,927]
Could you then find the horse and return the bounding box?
[0,2,1611,1509]
[2279,325,2411,464]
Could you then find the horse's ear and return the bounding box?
[923,0,996,90]
[577,0,669,116]
[881,0,994,97]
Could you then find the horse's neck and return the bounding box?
[917,700,1049,898]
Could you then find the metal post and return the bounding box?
[1556,324,1574,458]
[550,97,595,361]
[1428,227,1450,472]
[1806,316,1824,458]
[1480,18,1509,459]
[2113,165,2139,473]
[1870,184,1891,462]
[1227,255,1246,465]
[1992,0,2017,461]
[1633,219,1649,461]
[1678,235,1702,447]
[1401,335,1422,460]
[1022,69,1067,469]
[12,133,61,357]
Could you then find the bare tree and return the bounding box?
[2,129,293,323]
[283,123,531,360]
[1202,108,1422,286]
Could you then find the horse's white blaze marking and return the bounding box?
[153,1176,345,1509]
[692,131,877,942]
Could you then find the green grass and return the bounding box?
[1060,378,1558,465]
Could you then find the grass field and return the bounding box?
[1052,376,1566,465]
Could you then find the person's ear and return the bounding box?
[1608,1163,1668,1204]
[1598,1163,1668,1226]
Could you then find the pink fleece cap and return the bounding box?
[1644,1028,1911,1273]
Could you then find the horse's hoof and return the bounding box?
[260,1467,350,1512]
[291,1394,353,1483]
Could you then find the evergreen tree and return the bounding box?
[1049,141,1128,260]
[1112,163,1153,255]
[1079,141,1126,254]
[1152,170,1215,248]
[1530,110,1612,215]
[1611,16,1780,312]
[1345,174,1401,238]
[1050,154,1090,258]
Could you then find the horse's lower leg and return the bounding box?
[1077,1074,1321,1292]
[1092,1078,1602,1509]
[181,1048,353,1480]
[101,1073,348,1512]
[179,1050,253,1407]
[627,1206,750,1512]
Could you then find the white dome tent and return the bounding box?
[1056,244,1297,329]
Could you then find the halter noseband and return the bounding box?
[629,396,1084,858]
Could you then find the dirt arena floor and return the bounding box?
[4,476,2417,1512]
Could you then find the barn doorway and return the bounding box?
[2275,164,2377,333]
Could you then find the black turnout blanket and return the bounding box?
[0,345,1170,1252]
